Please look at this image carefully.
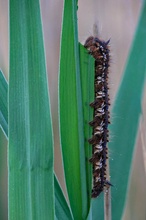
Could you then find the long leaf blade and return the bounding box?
[0,70,8,138]
[0,17,72,220]
[54,175,73,220]
[9,1,54,219]
[109,2,146,219]
[79,44,94,205]
[59,1,89,219]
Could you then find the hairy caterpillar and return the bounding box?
[84,36,112,198]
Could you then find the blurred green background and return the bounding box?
[0,0,145,219]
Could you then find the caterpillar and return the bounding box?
[84,36,112,198]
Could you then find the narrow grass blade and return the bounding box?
[59,1,89,219]
[0,129,8,220]
[109,3,146,219]
[79,44,94,204]
[0,70,8,138]
[54,175,73,220]
[92,195,104,220]
[0,42,72,220]
[9,1,54,219]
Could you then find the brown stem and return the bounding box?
[104,151,111,220]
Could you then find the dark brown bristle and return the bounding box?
[84,36,111,198]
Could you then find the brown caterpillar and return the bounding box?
[84,36,112,198]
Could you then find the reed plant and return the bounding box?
[0,0,146,219]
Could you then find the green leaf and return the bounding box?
[0,17,72,220]
[109,2,146,220]
[59,1,90,219]
[54,175,73,220]
[0,70,8,138]
[9,1,54,219]
[91,196,104,220]
[79,44,94,204]
[0,129,7,220]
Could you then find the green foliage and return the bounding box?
[0,70,8,138]
[9,0,54,219]
[79,44,94,204]
[109,2,146,219]
[0,69,73,220]
[0,0,146,219]
[54,175,73,220]
[59,1,89,218]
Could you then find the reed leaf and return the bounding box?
[0,70,8,138]
[59,0,90,219]
[0,33,72,220]
[9,1,54,219]
[109,2,146,219]
[79,44,94,205]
